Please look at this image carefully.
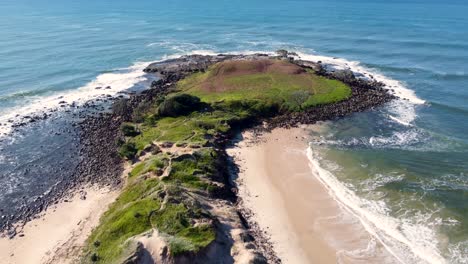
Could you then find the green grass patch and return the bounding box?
[164,149,218,190]
[84,178,161,263]
[129,154,169,178]
[131,111,236,151]
[303,77,352,107]
[150,203,216,256]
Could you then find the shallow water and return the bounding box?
[0,0,467,262]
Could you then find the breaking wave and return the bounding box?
[307,147,452,264]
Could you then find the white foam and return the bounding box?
[312,129,423,150]
[307,146,447,264]
[389,115,412,126]
[369,130,422,147]
[361,173,405,192]
[294,51,426,126]
[0,61,152,137]
[294,52,425,105]
[448,241,468,264]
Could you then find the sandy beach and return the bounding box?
[228,127,394,264]
[0,186,117,264]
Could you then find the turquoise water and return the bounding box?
[0,0,467,262]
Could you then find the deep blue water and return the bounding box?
[0,0,467,263]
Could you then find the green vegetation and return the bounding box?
[131,111,237,151]
[84,172,216,263]
[158,93,203,117]
[118,142,137,160]
[84,58,352,263]
[121,124,139,137]
[125,60,351,152]
[177,59,351,111]
[129,154,168,178]
[150,203,216,256]
[85,178,161,263]
[163,149,218,190]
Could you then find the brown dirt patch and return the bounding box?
[201,59,307,92]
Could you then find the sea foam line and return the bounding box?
[0,61,152,137]
[294,51,426,105]
[306,147,447,264]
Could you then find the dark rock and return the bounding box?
[91,253,99,262]
[275,49,288,57]
[160,142,174,148]
[240,231,255,242]
[331,69,355,83]
[250,253,268,264]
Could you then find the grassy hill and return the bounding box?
[177,59,351,111]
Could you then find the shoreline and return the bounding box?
[0,185,118,264]
[1,51,394,235]
[0,52,397,263]
[229,127,396,263]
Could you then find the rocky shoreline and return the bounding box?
[1,51,394,263]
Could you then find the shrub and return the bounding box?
[290,90,311,110]
[118,142,137,159]
[121,124,139,137]
[158,94,202,117]
[215,99,279,117]
[132,99,154,123]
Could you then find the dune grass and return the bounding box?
[150,203,216,256]
[84,178,161,263]
[163,149,218,190]
[129,154,169,178]
[84,169,216,262]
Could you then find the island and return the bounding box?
[81,51,392,263]
[1,51,394,264]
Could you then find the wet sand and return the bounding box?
[228,127,394,263]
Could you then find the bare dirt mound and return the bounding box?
[202,59,307,92]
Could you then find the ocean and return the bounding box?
[0,0,467,263]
